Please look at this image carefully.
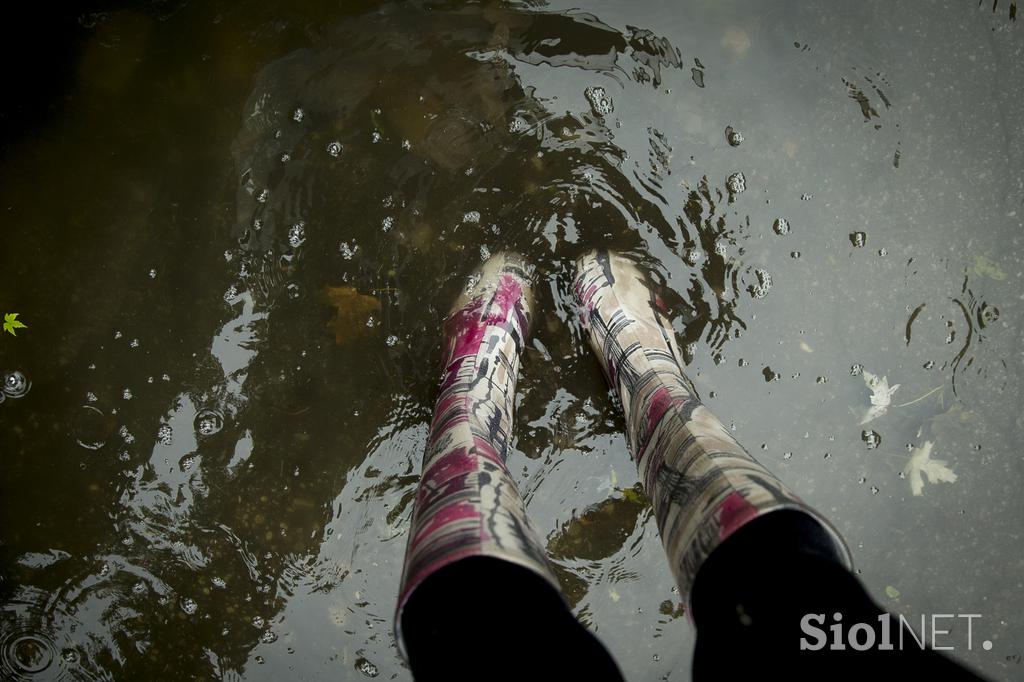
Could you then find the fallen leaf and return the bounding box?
[859,370,900,425]
[903,440,957,496]
[885,585,901,600]
[3,312,27,336]
[323,286,380,344]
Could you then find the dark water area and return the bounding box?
[1,0,1022,679]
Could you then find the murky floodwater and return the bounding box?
[1,0,1022,679]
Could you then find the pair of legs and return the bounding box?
[395,251,985,680]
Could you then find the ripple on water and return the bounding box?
[73,405,114,450]
[2,370,30,399]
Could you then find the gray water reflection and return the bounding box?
[1,0,1022,680]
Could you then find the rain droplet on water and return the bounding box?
[326,141,342,157]
[849,231,867,247]
[725,125,744,147]
[772,218,791,235]
[194,409,224,437]
[861,430,881,449]
[790,251,801,259]
[726,172,746,194]
[584,86,614,117]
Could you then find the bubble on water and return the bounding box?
[292,107,304,122]
[923,360,935,370]
[260,630,278,644]
[401,139,412,151]
[339,241,356,259]
[122,389,132,401]
[584,86,614,117]
[180,597,197,615]
[119,425,135,444]
[878,248,887,256]
[195,409,224,437]
[381,216,394,232]
[508,117,527,133]
[61,648,79,664]
[323,140,343,158]
[861,430,881,449]
[749,269,772,299]
[385,335,399,348]
[224,250,233,263]
[211,577,226,589]
[870,485,880,495]
[149,268,157,279]
[256,189,269,203]
[762,367,780,382]
[783,452,793,460]
[224,285,239,303]
[816,376,828,384]
[726,172,746,194]
[371,131,382,143]
[132,581,147,594]
[179,455,194,471]
[713,240,728,257]
[252,218,263,231]
[725,125,744,147]
[479,245,490,261]
[2,371,30,398]
[462,211,480,224]
[790,251,801,259]
[356,657,380,678]
[849,231,867,247]
[365,316,377,328]
[800,193,813,201]
[738,358,748,367]
[252,616,265,629]
[850,363,864,376]
[154,424,172,446]
[288,221,306,248]
[685,249,703,265]
[255,655,265,664]
[114,331,123,340]
[281,153,291,163]
[772,218,791,235]
[286,283,300,300]
[130,338,139,349]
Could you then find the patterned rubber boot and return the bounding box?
[395,253,561,656]
[572,250,851,614]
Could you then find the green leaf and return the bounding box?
[3,313,27,336]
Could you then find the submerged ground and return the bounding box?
[1,0,1022,679]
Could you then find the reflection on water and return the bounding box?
[1,0,1023,679]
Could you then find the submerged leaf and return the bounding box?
[903,440,957,496]
[323,286,381,345]
[859,370,900,424]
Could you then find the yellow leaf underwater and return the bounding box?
[323,285,381,345]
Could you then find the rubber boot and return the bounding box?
[394,253,561,657]
[572,249,851,615]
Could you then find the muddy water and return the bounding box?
[1,0,1022,679]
